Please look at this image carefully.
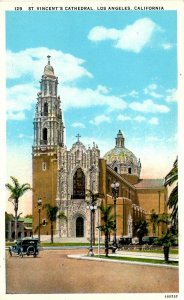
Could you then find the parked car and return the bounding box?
[9,237,39,258]
[142,236,158,245]
[118,237,132,248]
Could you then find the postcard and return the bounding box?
[0,0,183,299]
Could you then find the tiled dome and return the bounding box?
[104,146,137,164]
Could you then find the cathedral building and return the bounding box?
[32,57,167,241]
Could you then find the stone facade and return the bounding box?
[32,57,168,241]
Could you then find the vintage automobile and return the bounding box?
[117,237,132,248]
[142,236,158,245]
[9,237,40,258]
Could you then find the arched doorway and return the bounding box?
[76,217,84,237]
[72,168,85,199]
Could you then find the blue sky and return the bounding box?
[6,10,177,214]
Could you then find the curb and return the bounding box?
[67,254,178,269]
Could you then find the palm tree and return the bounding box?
[97,203,114,257]
[134,219,148,245]
[150,210,159,236]
[44,203,66,243]
[5,176,31,240]
[155,231,176,262]
[165,158,178,230]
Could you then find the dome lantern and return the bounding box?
[115,129,125,148]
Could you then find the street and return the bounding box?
[6,249,179,294]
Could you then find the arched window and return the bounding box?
[72,168,85,199]
[128,167,132,174]
[76,217,84,237]
[43,102,48,116]
[114,167,118,172]
[43,128,47,144]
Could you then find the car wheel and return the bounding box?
[27,246,35,256]
[18,249,23,258]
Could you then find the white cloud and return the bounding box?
[6,83,37,120]
[148,117,159,125]
[117,114,159,125]
[144,84,163,99]
[129,99,170,113]
[18,133,33,139]
[161,43,174,50]
[97,85,110,94]
[6,111,26,121]
[71,122,85,128]
[7,47,92,83]
[88,18,159,53]
[90,114,111,126]
[166,88,177,102]
[134,116,146,122]
[117,114,131,121]
[129,90,139,98]
[61,85,127,111]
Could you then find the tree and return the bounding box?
[97,203,114,257]
[5,176,31,240]
[155,231,176,262]
[165,158,178,230]
[157,213,170,236]
[134,219,148,245]
[150,210,159,236]
[44,204,66,243]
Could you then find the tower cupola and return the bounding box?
[44,55,55,76]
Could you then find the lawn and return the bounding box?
[96,255,178,266]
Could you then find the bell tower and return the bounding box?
[33,55,64,148]
[32,56,64,236]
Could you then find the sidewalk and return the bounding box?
[67,250,179,269]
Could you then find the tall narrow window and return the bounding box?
[44,102,48,116]
[43,128,47,144]
[42,162,47,171]
[72,168,85,199]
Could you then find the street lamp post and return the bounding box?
[37,198,42,242]
[87,197,97,257]
[111,182,120,253]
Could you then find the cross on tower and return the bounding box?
[76,133,81,142]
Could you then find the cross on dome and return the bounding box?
[76,133,81,142]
